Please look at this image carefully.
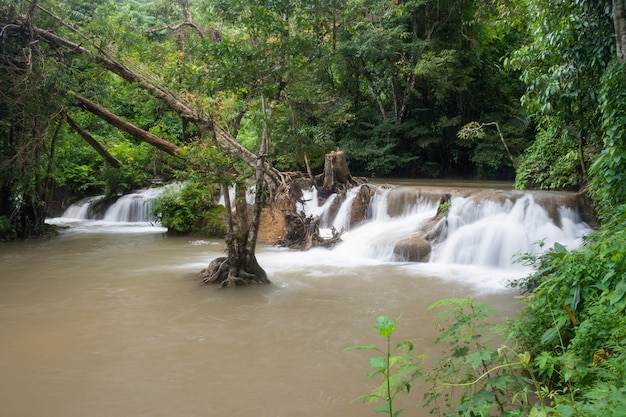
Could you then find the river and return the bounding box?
[0,182,592,417]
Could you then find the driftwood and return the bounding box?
[276,212,343,250]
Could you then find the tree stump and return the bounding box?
[317,150,365,194]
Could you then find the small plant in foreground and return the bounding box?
[346,315,422,417]
[350,298,555,417]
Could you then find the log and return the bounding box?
[73,95,181,156]
[65,113,121,168]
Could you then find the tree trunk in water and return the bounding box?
[199,98,275,287]
[199,184,270,287]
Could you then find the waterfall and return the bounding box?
[60,195,105,219]
[47,185,176,232]
[299,185,592,270]
[49,182,593,272]
[101,188,165,222]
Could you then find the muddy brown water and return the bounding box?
[0,228,522,417]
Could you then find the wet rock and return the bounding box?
[350,184,376,228]
[393,234,431,262]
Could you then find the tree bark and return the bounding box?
[65,112,121,168]
[73,95,181,157]
[321,150,361,192]
[614,0,626,63]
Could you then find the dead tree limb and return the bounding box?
[29,24,283,182]
[65,112,121,168]
[73,94,181,157]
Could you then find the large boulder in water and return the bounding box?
[393,234,431,262]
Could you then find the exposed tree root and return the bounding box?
[276,212,343,250]
[199,255,271,287]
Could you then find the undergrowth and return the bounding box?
[351,206,626,417]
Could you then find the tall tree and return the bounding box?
[504,0,615,188]
[0,0,66,239]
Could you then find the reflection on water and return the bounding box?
[0,229,521,417]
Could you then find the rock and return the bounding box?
[393,234,431,262]
[350,184,376,228]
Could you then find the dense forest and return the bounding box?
[1,0,626,415]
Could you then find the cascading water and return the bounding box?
[295,185,592,271]
[48,182,592,287]
[46,185,177,232]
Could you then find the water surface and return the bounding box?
[0,229,521,417]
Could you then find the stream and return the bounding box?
[0,181,592,417]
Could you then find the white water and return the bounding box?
[292,185,592,289]
[47,183,593,291]
[47,185,179,233]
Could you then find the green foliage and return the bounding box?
[350,298,550,417]
[591,60,626,217]
[353,288,626,416]
[500,0,615,203]
[57,164,103,194]
[511,208,626,412]
[422,298,542,417]
[458,120,530,179]
[151,181,225,236]
[347,315,422,417]
[515,127,580,190]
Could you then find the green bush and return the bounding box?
[350,298,547,417]
[510,206,626,414]
[592,60,626,217]
[515,126,580,190]
[151,181,225,236]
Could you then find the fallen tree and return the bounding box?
[6,8,365,286]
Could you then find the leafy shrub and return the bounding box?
[592,60,626,217]
[515,126,580,190]
[151,181,225,236]
[57,164,103,194]
[510,206,626,412]
[350,298,547,417]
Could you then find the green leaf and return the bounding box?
[396,341,414,352]
[609,280,626,306]
[466,350,492,370]
[553,242,569,254]
[375,316,398,338]
[529,407,548,417]
[519,351,531,366]
[540,327,560,345]
[345,345,381,352]
[375,401,391,414]
[570,285,581,311]
[369,356,388,370]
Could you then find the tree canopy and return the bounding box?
[1,0,625,230]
